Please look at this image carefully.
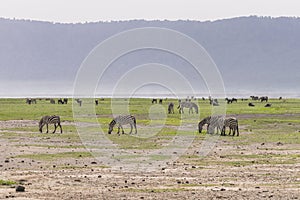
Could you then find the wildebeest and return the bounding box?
[264,103,272,107]
[152,99,157,104]
[248,102,255,107]
[168,102,174,114]
[260,96,268,102]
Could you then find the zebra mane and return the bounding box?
[109,119,116,127]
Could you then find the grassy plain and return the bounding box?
[0,97,299,199]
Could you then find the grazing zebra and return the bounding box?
[221,117,239,136]
[39,115,62,133]
[168,102,174,114]
[198,116,211,133]
[108,115,137,135]
[178,102,198,114]
[198,115,224,134]
[250,96,259,100]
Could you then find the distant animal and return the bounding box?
[178,102,198,114]
[248,102,255,107]
[108,115,137,136]
[209,99,219,106]
[39,115,62,134]
[75,99,82,106]
[264,103,272,107]
[58,99,64,104]
[250,96,259,100]
[159,99,163,104]
[26,98,32,105]
[279,97,282,100]
[168,102,174,114]
[63,98,68,104]
[50,99,55,104]
[152,99,157,104]
[221,117,239,136]
[95,99,99,106]
[260,96,268,102]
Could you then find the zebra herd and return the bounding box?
[198,116,239,136]
[37,98,240,137]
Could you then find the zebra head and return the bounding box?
[108,120,115,134]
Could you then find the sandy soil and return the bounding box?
[0,120,299,200]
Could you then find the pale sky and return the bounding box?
[0,0,300,23]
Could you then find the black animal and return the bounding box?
[58,99,64,104]
[108,115,137,135]
[95,99,99,106]
[63,98,68,104]
[260,96,268,102]
[250,96,259,100]
[159,99,163,104]
[39,115,62,133]
[152,99,157,104]
[248,102,255,107]
[265,103,272,107]
[168,102,174,114]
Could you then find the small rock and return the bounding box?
[16,185,25,192]
[4,159,9,163]
[91,161,97,164]
[220,188,226,191]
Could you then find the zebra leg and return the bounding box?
[129,124,133,134]
[134,123,137,134]
[117,126,120,135]
[236,125,239,136]
[46,124,49,133]
[53,124,57,133]
[120,125,125,134]
[58,123,63,133]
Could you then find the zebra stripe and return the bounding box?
[198,115,225,134]
[108,115,137,135]
[39,115,62,133]
[221,117,239,136]
[178,101,198,114]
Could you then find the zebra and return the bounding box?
[198,116,211,133]
[168,102,174,114]
[198,115,224,134]
[178,102,198,114]
[39,115,62,133]
[221,117,239,136]
[108,115,137,136]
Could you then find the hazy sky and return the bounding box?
[1,0,300,23]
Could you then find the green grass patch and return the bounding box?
[0,179,16,186]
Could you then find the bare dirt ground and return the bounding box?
[0,120,299,200]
